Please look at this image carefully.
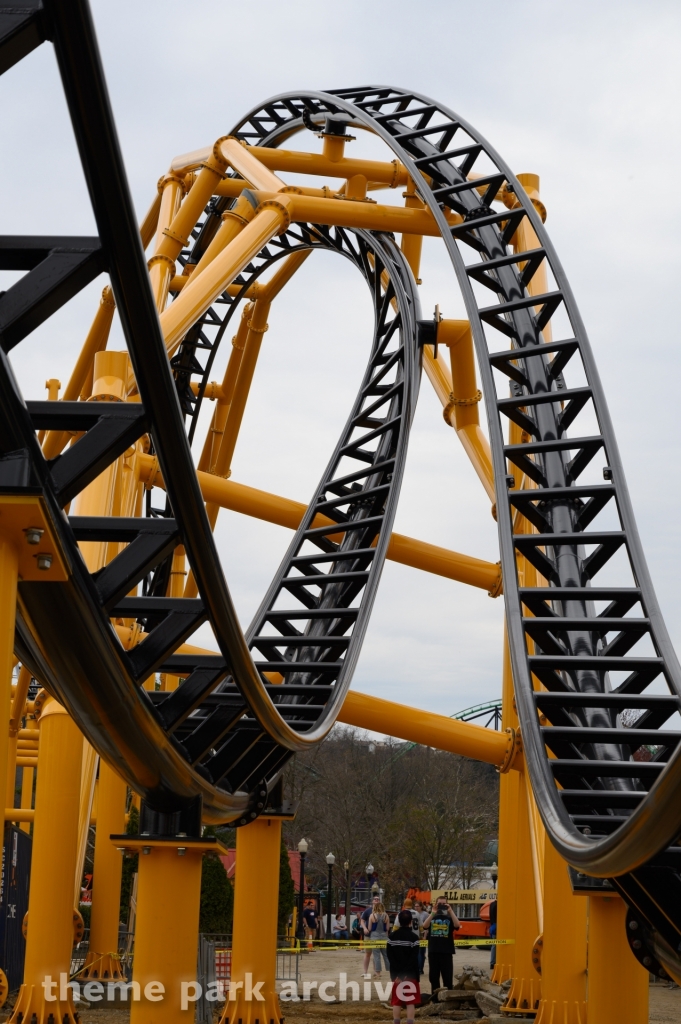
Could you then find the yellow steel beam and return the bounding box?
[139,191,162,250]
[170,139,409,187]
[159,204,286,357]
[197,303,252,474]
[338,690,515,769]
[4,807,34,822]
[436,319,495,501]
[148,173,185,311]
[139,455,501,595]
[41,287,116,459]
[220,140,409,187]
[159,193,462,357]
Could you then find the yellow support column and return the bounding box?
[0,539,19,824]
[19,765,34,834]
[72,349,137,981]
[11,698,83,1024]
[586,894,648,1024]
[493,630,520,985]
[535,839,587,1024]
[124,835,222,1024]
[82,762,127,981]
[222,816,283,1024]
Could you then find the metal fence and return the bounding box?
[70,929,299,1022]
[70,929,135,979]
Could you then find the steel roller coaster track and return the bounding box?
[1,0,680,979]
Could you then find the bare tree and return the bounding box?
[282,726,498,905]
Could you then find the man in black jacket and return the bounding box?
[386,909,421,1023]
[423,896,461,994]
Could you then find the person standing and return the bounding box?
[302,900,318,942]
[369,901,391,978]
[361,895,381,979]
[423,896,461,993]
[386,909,422,1024]
[401,898,421,938]
[488,898,498,970]
[414,900,428,977]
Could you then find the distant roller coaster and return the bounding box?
[0,2,679,1024]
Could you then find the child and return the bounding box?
[386,909,421,1024]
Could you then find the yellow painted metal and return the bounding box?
[197,303,251,475]
[212,297,270,475]
[400,178,426,282]
[212,176,342,202]
[501,766,542,1015]
[322,132,347,162]
[215,142,409,188]
[5,807,34,823]
[0,496,68,581]
[161,545,188,690]
[148,173,185,311]
[7,665,31,811]
[525,772,545,935]
[140,455,501,595]
[126,840,215,1024]
[19,766,34,832]
[42,286,116,459]
[509,175,551,355]
[534,838,587,1024]
[74,742,98,905]
[251,189,461,235]
[159,205,286,357]
[219,137,287,192]
[185,194,257,286]
[586,895,648,1024]
[140,191,162,250]
[493,630,520,986]
[68,349,139,983]
[225,816,283,1024]
[338,690,515,768]
[159,194,464,359]
[11,698,83,1024]
[437,319,495,501]
[10,667,31,736]
[0,539,18,826]
[156,147,227,266]
[82,761,126,981]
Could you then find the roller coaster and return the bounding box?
[0,2,680,1023]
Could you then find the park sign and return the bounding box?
[431,889,497,904]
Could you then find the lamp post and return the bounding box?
[344,860,350,926]
[295,838,308,942]
[326,853,335,939]
[366,862,374,901]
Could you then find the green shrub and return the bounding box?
[200,832,233,934]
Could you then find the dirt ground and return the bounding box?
[71,984,681,1023]
[13,948,678,1024]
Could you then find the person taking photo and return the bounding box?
[423,896,461,993]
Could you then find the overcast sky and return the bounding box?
[1,1,680,726]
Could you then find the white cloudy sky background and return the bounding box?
[1,1,680,722]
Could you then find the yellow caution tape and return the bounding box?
[275,938,514,952]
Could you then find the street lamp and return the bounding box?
[325,853,335,938]
[295,839,308,942]
[343,860,350,924]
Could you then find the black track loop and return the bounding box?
[227,86,681,966]
[1,3,680,965]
